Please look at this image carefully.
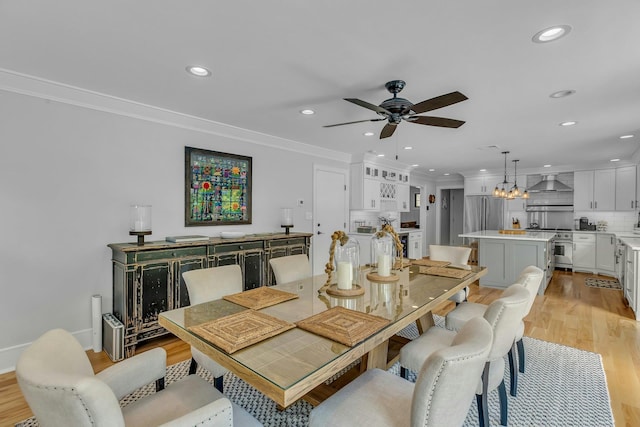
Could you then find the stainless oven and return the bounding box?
[554,231,573,269]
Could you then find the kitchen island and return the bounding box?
[459,230,556,294]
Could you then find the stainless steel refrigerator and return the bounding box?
[463,195,504,233]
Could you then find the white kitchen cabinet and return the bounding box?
[636,165,640,209]
[615,166,636,211]
[397,184,410,212]
[464,175,500,195]
[408,231,423,259]
[624,245,639,320]
[573,233,596,273]
[351,163,381,210]
[506,198,527,212]
[596,233,616,276]
[574,169,615,211]
[351,176,380,210]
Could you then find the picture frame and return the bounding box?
[185,146,252,226]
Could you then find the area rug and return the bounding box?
[16,319,614,427]
[585,277,622,290]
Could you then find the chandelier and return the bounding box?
[493,151,529,199]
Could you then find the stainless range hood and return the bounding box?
[527,175,573,192]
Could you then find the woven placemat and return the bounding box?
[418,266,473,279]
[188,310,295,354]
[411,258,451,267]
[223,286,299,310]
[296,306,390,347]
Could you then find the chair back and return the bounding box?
[411,317,493,427]
[182,264,243,304]
[269,254,312,285]
[483,283,530,361]
[16,329,124,427]
[515,265,544,314]
[428,245,472,266]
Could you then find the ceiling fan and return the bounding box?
[324,80,468,139]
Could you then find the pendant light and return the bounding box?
[493,151,529,199]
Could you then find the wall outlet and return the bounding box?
[297,199,304,207]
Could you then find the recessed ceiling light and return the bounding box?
[532,25,572,43]
[363,131,374,136]
[404,146,413,150]
[411,164,419,167]
[560,121,577,126]
[377,153,385,157]
[620,134,635,139]
[443,173,450,176]
[544,164,552,168]
[428,168,435,172]
[479,169,487,172]
[550,90,576,98]
[186,65,211,77]
[300,109,315,115]
[610,158,621,162]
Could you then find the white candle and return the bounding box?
[377,254,391,276]
[337,261,352,289]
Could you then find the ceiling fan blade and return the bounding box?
[408,116,466,128]
[344,98,391,115]
[409,91,468,114]
[323,118,385,128]
[380,123,397,139]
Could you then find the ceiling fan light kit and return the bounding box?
[324,80,468,139]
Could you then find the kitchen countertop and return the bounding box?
[459,230,555,242]
[619,236,640,249]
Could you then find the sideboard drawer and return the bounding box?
[135,246,207,262]
[213,241,264,254]
[267,237,307,248]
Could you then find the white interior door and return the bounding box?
[313,165,348,276]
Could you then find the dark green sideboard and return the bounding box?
[108,232,312,357]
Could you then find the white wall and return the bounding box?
[0,79,349,372]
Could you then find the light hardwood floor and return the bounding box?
[1,271,639,426]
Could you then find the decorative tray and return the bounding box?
[418,266,474,279]
[223,286,299,310]
[296,306,390,347]
[188,310,295,354]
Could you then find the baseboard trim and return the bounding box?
[0,328,94,374]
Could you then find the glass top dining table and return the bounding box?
[159,264,486,408]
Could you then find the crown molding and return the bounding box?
[0,68,351,163]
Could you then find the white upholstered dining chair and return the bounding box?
[16,328,262,427]
[428,244,473,304]
[445,265,544,397]
[268,254,312,285]
[309,317,493,427]
[400,283,530,427]
[182,264,243,392]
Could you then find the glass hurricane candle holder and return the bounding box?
[129,205,152,246]
[371,231,396,277]
[334,236,360,290]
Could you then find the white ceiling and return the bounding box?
[2,0,640,177]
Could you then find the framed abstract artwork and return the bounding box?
[185,147,252,226]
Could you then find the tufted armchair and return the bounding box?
[16,328,262,427]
